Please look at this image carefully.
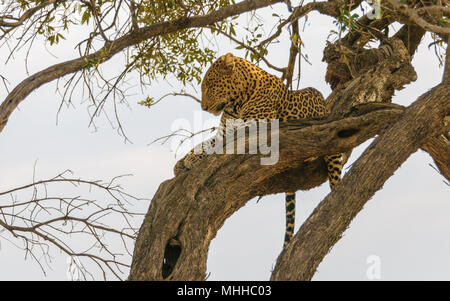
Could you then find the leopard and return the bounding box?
[174,52,344,249]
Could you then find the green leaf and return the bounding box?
[229,24,236,36]
[81,10,91,25]
[48,35,55,45]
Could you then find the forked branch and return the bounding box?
[0,170,145,280]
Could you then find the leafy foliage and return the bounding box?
[132,0,236,100]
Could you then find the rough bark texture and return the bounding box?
[2,0,448,282]
[270,83,450,280]
[422,132,450,181]
[128,104,406,280]
[421,36,450,182]
[128,33,450,280]
[0,0,284,133]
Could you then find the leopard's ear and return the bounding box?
[221,52,235,73]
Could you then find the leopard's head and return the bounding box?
[201,53,238,116]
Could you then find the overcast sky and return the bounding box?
[0,1,449,280]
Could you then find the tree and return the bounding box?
[0,0,448,280]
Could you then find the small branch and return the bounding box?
[87,0,111,42]
[282,19,299,86]
[129,0,139,31]
[206,26,285,73]
[443,34,450,83]
[417,5,450,17]
[151,91,202,107]
[387,0,450,34]
[259,0,346,48]
[0,0,286,133]
[0,0,63,28]
[272,83,450,280]
[0,73,9,93]
[422,133,450,182]
[0,170,145,280]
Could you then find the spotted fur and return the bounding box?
[174,53,343,249]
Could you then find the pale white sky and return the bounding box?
[0,1,449,280]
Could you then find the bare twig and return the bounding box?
[0,170,146,280]
[387,0,450,34]
[206,26,285,73]
[0,0,63,28]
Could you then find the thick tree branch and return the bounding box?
[393,24,426,57]
[128,104,407,280]
[422,133,450,181]
[324,38,417,111]
[0,0,63,28]
[270,83,450,280]
[0,0,285,133]
[420,36,450,181]
[125,2,449,281]
[266,27,449,281]
[129,36,423,280]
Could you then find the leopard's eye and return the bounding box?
[216,103,225,111]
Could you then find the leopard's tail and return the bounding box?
[282,154,344,249]
[283,192,296,248]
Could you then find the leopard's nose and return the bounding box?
[202,103,208,110]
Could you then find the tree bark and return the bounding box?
[128,36,439,280]
[270,83,450,280]
[128,104,409,280]
[0,0,285,133]
[422,134,450,181]
[269,36,449,280]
